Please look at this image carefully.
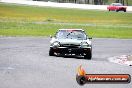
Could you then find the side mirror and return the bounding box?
[50,35,52,38]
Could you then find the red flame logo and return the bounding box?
[77,65,86,76]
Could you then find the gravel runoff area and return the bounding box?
[108,55,132,66]
[1,0,132,11]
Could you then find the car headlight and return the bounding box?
[52,41,60,48]
[80,42,89,48]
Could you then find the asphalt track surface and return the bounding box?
[0,37,132,88]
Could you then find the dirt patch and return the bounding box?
[128,55,132,61]
[108,55,132,66]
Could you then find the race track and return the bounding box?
[0,37,132,88]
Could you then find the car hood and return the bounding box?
[50,38,91,45]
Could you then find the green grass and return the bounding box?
[0,3,132,38]
[128,0,132,6]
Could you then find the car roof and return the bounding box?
[59,29,84,31]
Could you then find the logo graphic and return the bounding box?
[76,65,131,85]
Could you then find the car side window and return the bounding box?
[56,31,62,38]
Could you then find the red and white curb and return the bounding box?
[108,55,132,66]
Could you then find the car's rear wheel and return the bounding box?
[49,48,54,56]
[84,51,92,60]
[109,9,110,11]
[124,10,126,12]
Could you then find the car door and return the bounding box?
[111,4,116,10]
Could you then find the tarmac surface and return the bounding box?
[0,37,132,88]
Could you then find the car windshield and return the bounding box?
[56,30,87,40]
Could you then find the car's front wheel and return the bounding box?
[84,51,92,60]
[124,10,126,12]
[116,10,119,12]
[49,48,54,56]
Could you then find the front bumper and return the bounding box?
[51,47,91,55]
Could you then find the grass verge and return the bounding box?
[0,3,132,38]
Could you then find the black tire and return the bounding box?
[116,10,119,12]
[49,48,54,56]
[124,10,126,12]
[84,51,92,60]
[109,9,110,11]
[76,75,87,86]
